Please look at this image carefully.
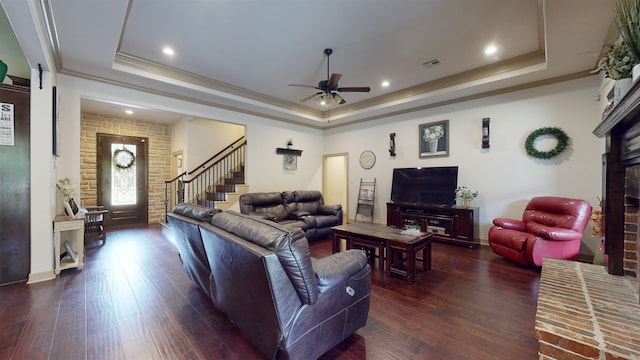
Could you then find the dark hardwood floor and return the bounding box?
[0,224,541,360]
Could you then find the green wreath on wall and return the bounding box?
[524,127,569,159]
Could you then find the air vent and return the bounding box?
[422,58,441,68]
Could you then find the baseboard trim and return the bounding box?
[27,270,55,284]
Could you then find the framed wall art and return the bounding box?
[283,154,297,171]
[419,120,449,158]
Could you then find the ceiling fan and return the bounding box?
[289,48,371,106]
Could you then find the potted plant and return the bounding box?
[592,42,635,80]
[592,42,636,103]
[615,0,640,79]
[455,186,478,208]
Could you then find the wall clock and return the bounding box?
[359,150,376,169]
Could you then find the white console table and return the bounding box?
[53,215,84,274]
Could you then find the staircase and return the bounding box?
[199,166,249,210]
[164,137,247,221]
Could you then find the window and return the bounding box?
[111,143,137,205]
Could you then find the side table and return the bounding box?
[53,215,85,274]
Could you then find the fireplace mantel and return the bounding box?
[594,80,640,138]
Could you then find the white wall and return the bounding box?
[172,118,244,172]
[28,69,56,283]
[324,76,605,255]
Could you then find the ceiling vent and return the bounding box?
[422,58,441,68]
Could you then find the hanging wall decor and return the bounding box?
[113,148,136,169]
[524,127,569,159]
[419,120,449,158]
[276,147,302,171]
[283,154,297,170]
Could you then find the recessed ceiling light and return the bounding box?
[484,45,497,56]
[381,80,390,87]
[163,46,175,56]
[125,110,134,115]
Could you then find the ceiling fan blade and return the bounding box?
[288,84,319,89]
[337,86,371,93]
[299,92,321,102]
[327,73,342,89]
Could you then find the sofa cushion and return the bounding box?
[173,203,219,222]
[523,196,591,232]
[240,192,289,221]
[258,204,289,221]
[210,211,319,304]
[293,190,323,203]
[285,190,322,215]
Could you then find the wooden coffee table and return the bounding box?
[331,223,433,284]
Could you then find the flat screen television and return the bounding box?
[390,166,458,206]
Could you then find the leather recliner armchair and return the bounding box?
[488,196,592,266]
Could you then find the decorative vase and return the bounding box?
[614,77,633,104]
[460,199,470,208]
[634,64,640,83]
[65,197,79,215]
[428,139,438,153]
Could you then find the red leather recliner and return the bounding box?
[488,196,592,266]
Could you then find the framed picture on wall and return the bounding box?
[419,120,449,158]
[283,154,297,171]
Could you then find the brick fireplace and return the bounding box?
[625,165,640,277]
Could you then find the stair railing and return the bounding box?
[164,137,246,221]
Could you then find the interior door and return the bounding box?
[0,84,30,284]
[97,134,148,226]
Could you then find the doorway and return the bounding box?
[323,153,348,223]
[97,134,148,226]
[172,150,184,178]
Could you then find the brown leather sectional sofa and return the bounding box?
[239,190,342,242]
[167,203,371,360]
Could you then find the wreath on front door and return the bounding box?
[524,127,569,159]
[113,148,135,169]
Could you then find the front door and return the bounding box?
[97,134,148,226]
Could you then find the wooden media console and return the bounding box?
[386,202,479,248]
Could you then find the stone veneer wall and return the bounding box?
[535,258,640,359]
[80,113,171,223]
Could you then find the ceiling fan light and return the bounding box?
[317,93,332,107]
[333,93,346,105]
